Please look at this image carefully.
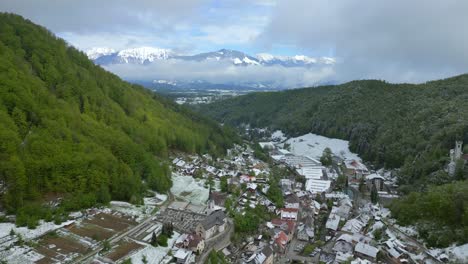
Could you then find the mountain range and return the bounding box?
[86,47,336,90]
[87,47,335,67]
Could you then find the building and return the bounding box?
[279,208,299,221]
[174,248,193,264]
[175,233,205,254]
[343,159,369,180]
[254,246,274,264]
[274,231,289,253]
[366,174,385,192]
[326,212,340,232]
[354,242,378,262]
[195,210,226,239]
[305,179,331,194]
[333,234,354,254]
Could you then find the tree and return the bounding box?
[102,240,111,252]
[320,147,333,166]
[454,159,466,181]
[371,183,379,204]
[220,176,229,193]
[150,232,158,246]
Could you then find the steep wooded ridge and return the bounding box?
[200,75,468,186]
[0,13,236,224]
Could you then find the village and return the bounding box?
[0,130,465,264]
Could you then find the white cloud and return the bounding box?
[259,0,468,83]
[104,60,335,88]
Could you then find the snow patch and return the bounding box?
[286,133,361,161]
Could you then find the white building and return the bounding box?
[305,179,331,194]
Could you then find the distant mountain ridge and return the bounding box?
[86,47,335,68]
[86,47,336,90]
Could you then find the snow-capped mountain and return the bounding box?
[86,47,336,89]
[86,47,116,60]
[256,53,336,67]
[174,49,260,66]
[87,47,334,68]
[90,47,173,65]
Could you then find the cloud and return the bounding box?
[0,0,273,53]
[257,0,468,83]
[104,60,335,89]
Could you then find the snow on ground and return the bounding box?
[130,232,181,264]
[444,243,468,262]
[286,133,361,161]
[171,172,209,205]
[110,201,153,222]
[0,245,44,263]
[271,130,287,142]
[0,219,74,241]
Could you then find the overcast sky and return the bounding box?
[2,0,468,85]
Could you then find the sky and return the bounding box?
[2,0,468,86]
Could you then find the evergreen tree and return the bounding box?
[150,232,158,246]
[371,183,378,204]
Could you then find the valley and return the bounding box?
[0,4,468,264]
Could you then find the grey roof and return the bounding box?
[201,210,226,230]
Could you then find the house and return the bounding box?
[271,219,296,239]
[175,233,205,254]
[274,231,289,253]
[354,242,378,262]
[174,248,193,264]
[254,246,274,264]
[342,218,365,233]
[333,234,354,254]
[366,174,385,192]
[325,212,340,232]
[343,159,369,180]
[196,210,226,239]
[279,208,299,221]
[296,166,324,180]
[247,183,258,192]
[297,224,314,241]
[305,179,331,194]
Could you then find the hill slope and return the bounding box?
[200,76,468,187]
[0,13,236,221]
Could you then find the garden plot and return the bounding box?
[105,239,145,262]
[34,233,90,264]
[286,133,361,161]
[171,173,209,205]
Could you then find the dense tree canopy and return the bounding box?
[0,13,237,218]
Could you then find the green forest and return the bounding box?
[0,13,237,226]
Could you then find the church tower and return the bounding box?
[207,186,215,213]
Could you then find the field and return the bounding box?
[106,240,145,262]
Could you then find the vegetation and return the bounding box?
[200,76,468,188]
[390,180,468,247]
[204,250,228,264]
[320,147,333,166]
[0,14,237,223]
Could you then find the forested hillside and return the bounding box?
[200,76,468,188]
[0,13,237,224]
